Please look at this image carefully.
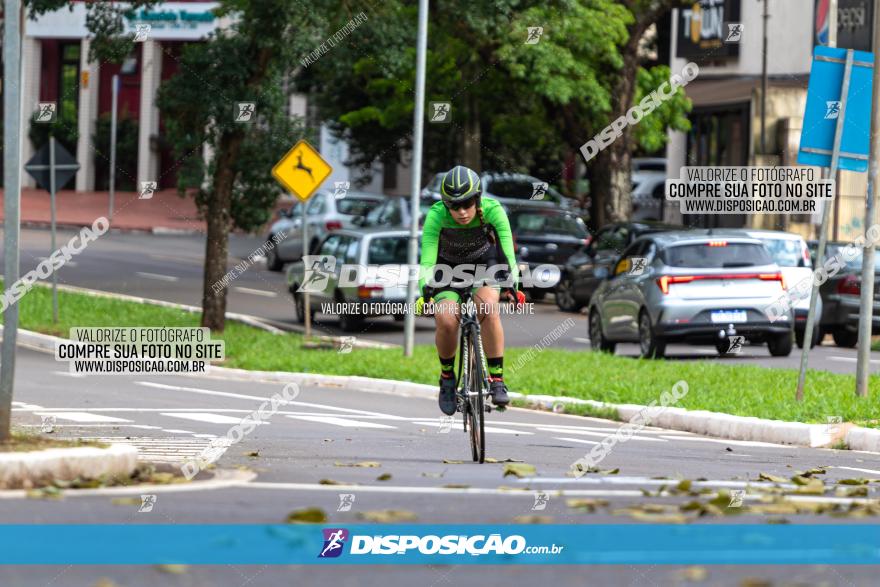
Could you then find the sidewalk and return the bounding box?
[0,188,205,233]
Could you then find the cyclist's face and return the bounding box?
[448,200,476,224]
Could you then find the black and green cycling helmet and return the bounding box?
[440,165,482,204]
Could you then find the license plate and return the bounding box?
[711,310,748,323]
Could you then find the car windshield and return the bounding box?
[337,198,380,216]
[511,211,588,238]
[368,237,410,264]
[663,242,773,268]
[761,237,804,267]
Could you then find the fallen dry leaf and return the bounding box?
[357,509,417,523]
[286,507,327,524]
[502,463,537,478]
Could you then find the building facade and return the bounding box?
[665,0,875,241]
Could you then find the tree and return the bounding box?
[590,0,692,225]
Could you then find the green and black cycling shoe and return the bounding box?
[439,375,457,416]
[489,379,510,408]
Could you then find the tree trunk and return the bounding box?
[602,42,641,223]
[201,131,244,332]
[460,91,481,171]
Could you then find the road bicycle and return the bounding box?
[424,286,507,463]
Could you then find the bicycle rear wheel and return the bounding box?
[467,331,486,463]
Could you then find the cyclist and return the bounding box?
[416,165,525,416]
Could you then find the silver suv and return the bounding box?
[589,231,794,358]
[264,190,383,271]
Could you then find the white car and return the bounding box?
[631,158,667,222]
[734,229,822,348]
[264,190,383,271]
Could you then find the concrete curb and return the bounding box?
[21,220,203,236]
[0,444,138,488]
[7,294,878,454]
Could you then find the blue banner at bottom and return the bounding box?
[1,525,879,565]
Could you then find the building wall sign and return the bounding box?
[26,2,219,40]
[676,0,741,59]
[815,0,873,52]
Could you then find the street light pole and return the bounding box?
[854,1,880,397]
[109,74,119,221]
[1,0,24,440]
[760,0,768,156]
[404,0,429,357]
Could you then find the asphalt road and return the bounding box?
[2,347,880,585]
[6,227,880,375]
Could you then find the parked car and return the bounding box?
[286,229,413,331]
[588,231,794,358]
[353,194,438,229]
[555,221,682,312]
[631,157,667,222]
[265,190,383,271]
[505,203,590,301]
[807,240,880,347]
[721,230,821,349]
[422,171,587,218]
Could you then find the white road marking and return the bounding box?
[137,381,409,420]
[657,435,796,448]
[555,436,599,445]
[233,287,277,298]
[33,411,132,423]
[53,370,86,378]
[162,429,196,434]
[136,272,179,282]
[833,466,880,476]
[572,337,590,344]
[16,424,161,430]
[413,420,531,435]
[829,356,880,364]
[11,401,44,410]
[161,412,262,425]
[244,482,646,497]
[536,427,666,442]
[81,437,219,464]
[516,476,804,490]
[286,415,396,429]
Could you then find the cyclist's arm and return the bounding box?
[418,204,443,295]
[483,200,520,289]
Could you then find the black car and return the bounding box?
[807,240,880,347]
[505,203,590,301]
[555,221,682,312]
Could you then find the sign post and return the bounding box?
[109,74,120,221]
[796,44,874,401]
[24,139,81,324]
[1,0,23,441]
[271,140,332,340]
[855,6,880,397]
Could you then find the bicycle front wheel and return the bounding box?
[467,331,486,463]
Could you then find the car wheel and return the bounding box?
[795,326,820,349]
[266,238,283,272]
[527,290,546,302]
[638,310,665,359]
[555,277,584,313]
[832,328,858,348]
[589,309,616,353]
[292,291,313,324]
[336,293,362,332]
[767,330,794,357]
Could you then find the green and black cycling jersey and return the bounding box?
[418,197,519,295]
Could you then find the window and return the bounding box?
[662,242,772,268]
[511,211,588,238]
[761,238,804,268]
[368,237,410,264]
[594,226,630,254]
[336,197,379,217]
[307,195,326,215]
[341,237,359,263]
[319,235,342,257]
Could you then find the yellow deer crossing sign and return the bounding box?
[271,140,332,202]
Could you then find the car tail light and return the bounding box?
[707,240,728,247]
[358,285,384,299]
[657,272,785,294]
[838,274,860,295]
[325,220,343,231]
